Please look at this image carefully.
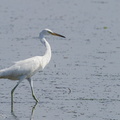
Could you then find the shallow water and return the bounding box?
[0,0,120,120]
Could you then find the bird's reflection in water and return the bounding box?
[11,102,38,120]
[30,102,38,120]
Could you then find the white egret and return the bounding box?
[0,29,65,103]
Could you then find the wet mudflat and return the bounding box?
[0,0,120,120]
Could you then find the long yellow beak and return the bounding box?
[51,32,65,38]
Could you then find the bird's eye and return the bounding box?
[48,31,52,34]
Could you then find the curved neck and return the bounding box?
[40,37,51,67]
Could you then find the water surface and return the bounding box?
[0,0,120,120]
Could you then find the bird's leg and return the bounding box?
[27,78,39,103]
[11,80,22,112]
[11,83,19,103]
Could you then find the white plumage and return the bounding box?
[0,29,65,103]
[0,56,43,80]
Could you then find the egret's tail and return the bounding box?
[0,69,10,79]
[0,67,19,80]
[0,70,5,79]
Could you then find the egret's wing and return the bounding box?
[0,56,43,80]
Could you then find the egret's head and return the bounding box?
[39,29,65,38]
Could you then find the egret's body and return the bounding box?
[0,56,42,80]
[0,29,65,103]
